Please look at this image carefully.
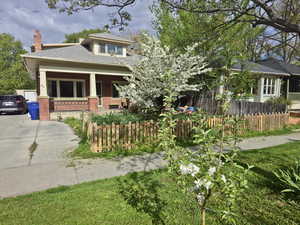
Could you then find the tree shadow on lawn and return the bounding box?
[236,160,300,202]
[117,171,166,225]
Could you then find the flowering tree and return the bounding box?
[155,56,252,224]
[117,34,209,113]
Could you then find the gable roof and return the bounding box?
[88,33,133,44]
[232,61,290,76]
[22,45,140,68]
[258,58,300,76]
[232,58,300,76]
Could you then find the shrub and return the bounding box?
[273,159,300,195]
[266,97,292,106]
[91,112,146,125]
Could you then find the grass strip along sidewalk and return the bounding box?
[0,141,300,225]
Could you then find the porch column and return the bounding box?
[258,77,264,102]
[88,72,98,112]
[38,70,50,120]
[39,70,48,97]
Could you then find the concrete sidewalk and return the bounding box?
[1,131,300,199]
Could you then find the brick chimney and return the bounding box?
[33,30,42,52]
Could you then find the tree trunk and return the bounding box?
[201,207,206,225]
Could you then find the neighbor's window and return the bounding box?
[263,78,276,95]
[98,43,123,56]
[48,80,85,98]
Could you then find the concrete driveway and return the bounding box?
[0,114,166,198]
[0,114,78,169]
[0,114,80,197]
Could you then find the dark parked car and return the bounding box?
[0,95,28,114]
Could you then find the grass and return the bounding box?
[1,142,300,224]
[240,124,300,138]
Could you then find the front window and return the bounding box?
[60,81,74,97]
[48,80,86,98]
[263,78,276,95]
[98,43,123,56]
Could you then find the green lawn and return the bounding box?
[1,142,300,225]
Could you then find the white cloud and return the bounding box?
[0,0,154,50]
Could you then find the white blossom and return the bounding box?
[208,167,216,176]
[196,193,205,204]
[194,179,204,189]
[117,34,210,111]
[204,181,212,190]
[221,175,227,183]
[180,163,200,177]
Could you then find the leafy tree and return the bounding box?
[47,0,300,36]
[153,3,259,97]
[117,34,210,113]
[64,28,108,43]
[0,33,34,95]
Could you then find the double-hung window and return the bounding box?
[99,43,123,56]
[48,79,86,98]
[263,78,276,95]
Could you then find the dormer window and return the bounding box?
[99,43,123,56]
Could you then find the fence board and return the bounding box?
[87,113,290,152]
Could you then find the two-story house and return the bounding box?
[22,31,139,120]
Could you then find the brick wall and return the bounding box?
[50,99,89,111]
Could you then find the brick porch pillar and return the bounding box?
[89,72,98,113]
[88,97,98,112]
[38,97,50,120]
[39,70,50,120]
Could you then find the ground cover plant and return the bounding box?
[91,112,147,125]
[1,142,300,225]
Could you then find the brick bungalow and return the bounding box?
[22,31,139,120]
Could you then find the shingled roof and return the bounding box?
[22,44,140,68]
[232,58,300,76]
[88,33,133,44]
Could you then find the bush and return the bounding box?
[91,112,146,125]
[273,159,300,195]
[266,97,292,106]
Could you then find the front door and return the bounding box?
[96,81,102,106]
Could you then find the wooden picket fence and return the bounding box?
[84,112,289,152]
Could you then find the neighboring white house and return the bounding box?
[232,58,300,109]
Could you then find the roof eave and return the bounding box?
[88,36,134,45]
[21,54,133,71]
[231,68,290,76]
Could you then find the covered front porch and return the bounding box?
[287,75,300,110]
[38,64,130,120]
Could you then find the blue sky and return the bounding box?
[0,0,154,50]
